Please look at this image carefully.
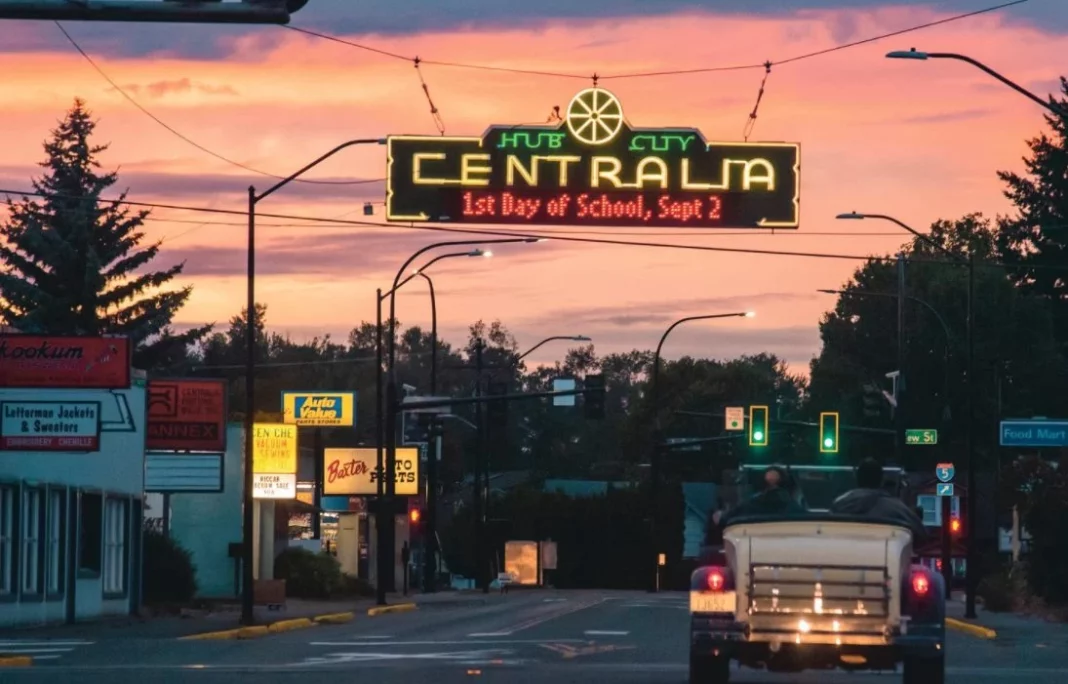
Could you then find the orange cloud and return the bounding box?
[0,5,1064,370]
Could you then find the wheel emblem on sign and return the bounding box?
[565,88,624,146]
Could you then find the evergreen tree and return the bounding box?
[996,77,1068,344]
[0,98,210,371]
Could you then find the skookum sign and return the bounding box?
[322,447,420,496]
[0,335,131,389]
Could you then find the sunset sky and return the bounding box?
[0,0,1065,374]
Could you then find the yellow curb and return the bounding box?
[178,628,243,641]
[267,618,315,633]
[314,612,355,625]
[236,625,270,639]
[946,617,998,639]
[367,603,417,617]
[0,656,33,667]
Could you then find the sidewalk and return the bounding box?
[946,596,1068,640]
[0,589,497,641]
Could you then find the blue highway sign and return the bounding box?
[936,463,954,483]
[1000,419,1068,447]
[936,483,954,497]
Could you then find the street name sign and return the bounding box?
[999,419,1068,447]
[905,429,938,445]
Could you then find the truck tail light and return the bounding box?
[708,569,725,592]
[911,572,930,596]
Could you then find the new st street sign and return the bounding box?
[999,419,1068,447]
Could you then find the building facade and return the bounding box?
[0,375,145,627]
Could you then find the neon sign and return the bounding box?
[386,88,800,228]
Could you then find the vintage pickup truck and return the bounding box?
[689,513,945,684]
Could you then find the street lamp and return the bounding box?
[516,335,593,363]
[837,210,977,616]
[886,49,1068,117]
[647,311,754,592]
[242,137,384,626]
[377,237,540,603]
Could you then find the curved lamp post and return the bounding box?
[648,311,755,592]
[837,210,976,616]
[887,49,1068,117]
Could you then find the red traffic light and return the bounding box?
[949,517,961,534]
[409,508,422,524]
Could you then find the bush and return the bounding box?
[978,567,1018,612]
[339,574,375,597]
[142,528,198,606]
[274,548,343,599]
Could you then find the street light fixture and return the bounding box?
[515,335,593,362]
[886,49,1068,117]
[647,311,754,592]
[241,137,384,627]
[376,237,539,604]
[836,210,976,617]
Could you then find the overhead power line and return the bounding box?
[4,186,1066,273]
[52,21,385,187]
[284,1,1026,81]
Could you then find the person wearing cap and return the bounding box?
[831,458,926,540]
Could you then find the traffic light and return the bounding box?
[428,415,444,440]
[949,516,962,535]
[409,507,422,525]
[748,405,769,447]
[487,381,509,427]
[0,0,308,22]
[584,374,605,419]
[819,411,839,453]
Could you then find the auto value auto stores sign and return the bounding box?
[1,401,102,451]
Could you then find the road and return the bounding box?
[1,590,1064,683]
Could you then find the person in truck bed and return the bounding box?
[830,458,927,541]
[711,465,807,532]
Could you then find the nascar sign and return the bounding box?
[281,391,356,427]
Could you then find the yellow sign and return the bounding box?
[252,423,297,474]
[281,391,356,427]
[323,447,420,496]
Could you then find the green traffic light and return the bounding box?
[754,431,764,442]
[824,437,834,448]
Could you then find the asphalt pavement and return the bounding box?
[2,590,1066,683]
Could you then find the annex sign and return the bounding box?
[386,87,799,229]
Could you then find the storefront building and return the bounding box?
[0,334,144,627]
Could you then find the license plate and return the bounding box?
[690,591,737,614]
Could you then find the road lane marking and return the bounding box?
[501,597,608,633]
[310,639,585,646]
[468,632,513,637]
[584,630,629,636]
[541,642,636,659]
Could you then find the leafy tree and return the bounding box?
[809,214,1068,471]
[0,99,210,371]
[996,78,1068,347]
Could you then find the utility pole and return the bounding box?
[0,0,307,22]
[375,289,387,606]
[473,339,486,592]
[896,252,906,467]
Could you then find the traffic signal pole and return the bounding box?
[0,0,305,23]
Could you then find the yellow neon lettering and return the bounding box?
[541,155,582,185]
[590,156,623,188]
[743,159,776,190]
[412,152,457,185]
[634,157,669,189]
[460,153,492,186]
[506,156,537,186]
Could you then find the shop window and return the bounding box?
[78,493,102,575]
[47,490,65,596]
[0,486,14,595]
[103,498,128,596]
[21,488,42,595]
